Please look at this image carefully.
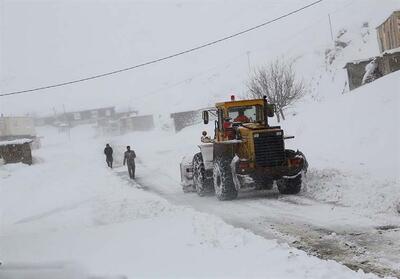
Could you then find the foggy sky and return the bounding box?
[0,0,396,116]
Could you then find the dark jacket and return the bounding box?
[104,146,113,158]
[123,150,136,165]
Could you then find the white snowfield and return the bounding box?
[0,124,388,278]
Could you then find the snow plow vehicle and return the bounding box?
[180,96,308,200]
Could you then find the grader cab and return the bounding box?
[180,96,307,200]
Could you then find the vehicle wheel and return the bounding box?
[193,153,210,196]
[213,157,238,200]
[277,174,302,194]
[253,174,273,190]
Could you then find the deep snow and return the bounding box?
[0,126,388,278]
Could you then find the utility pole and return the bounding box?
[328,14,334,42]
[62,104,70,139]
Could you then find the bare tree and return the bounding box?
[247,58,306,122]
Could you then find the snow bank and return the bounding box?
[283,71,400,216]
[0,138,33,146]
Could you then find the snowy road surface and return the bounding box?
[116,161,400,277]
[1,126,396,279]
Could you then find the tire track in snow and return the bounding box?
[14,199,94,225]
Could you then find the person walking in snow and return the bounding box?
[123,146,136,179]
[104,143,113,168]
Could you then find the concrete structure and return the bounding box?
[95,113,154,136]
[344,50,400,90]
[170,109,217,132]
[35,107,116,127]
[0,138,33,165]
[120,115,155,134]
[376,11,400,52]
[0,116,36,141]
[344,10,400,91]
[170,110,202,132]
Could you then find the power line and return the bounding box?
[0,0,323,97]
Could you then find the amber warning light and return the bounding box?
[230,95,235,101]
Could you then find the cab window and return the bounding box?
[228,105,263,123]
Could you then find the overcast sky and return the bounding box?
[0,0,397,116]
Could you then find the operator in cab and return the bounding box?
[234,110,250,123]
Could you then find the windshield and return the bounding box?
[227,105,263,123]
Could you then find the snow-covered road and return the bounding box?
[2,125,391,279]
[115,159,400,277]
[2,126,397,279]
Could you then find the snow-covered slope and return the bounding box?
[285,70,400,215]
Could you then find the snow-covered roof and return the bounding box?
[343,57,376,68]
[343,47,400,68]
[382,47,400,55]
[0,138,33,146]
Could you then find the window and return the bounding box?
[227,105,263,123]
[73,113,81,120]
[91,110,99,119]
[218,109,224,131]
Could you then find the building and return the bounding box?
[94,112,153,136]
[35,107,116,127]
[344,10,400,91]
[344,50,400,90]
[170,110,202,132]
[61,106,116,126]
[376,11,400,52]
[170,109,216,132]
[120,115,155,134]
[0,116,36,141]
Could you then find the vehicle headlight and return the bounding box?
[254,133,259,138]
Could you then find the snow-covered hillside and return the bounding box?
[285,71,400,215]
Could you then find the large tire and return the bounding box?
[277,174,302,194]
[193,153,211,196]
[213,157,238,200]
